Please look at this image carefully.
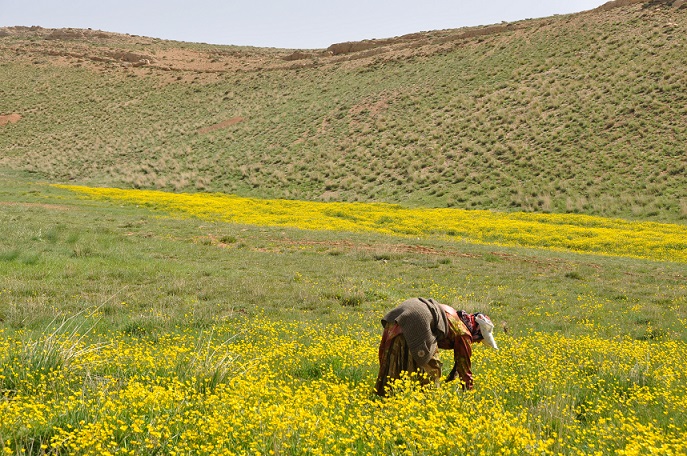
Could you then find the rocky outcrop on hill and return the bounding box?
[45,29,86,40]
[323,23,519,59]
[0,26,42,36]
[0,26,135,42]
[595,0,686,10]
[327,40,385,56]
[283,51,315,61]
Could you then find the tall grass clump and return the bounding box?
[175,329,250,394]
[0,312,104,393]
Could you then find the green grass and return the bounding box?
[1,174,685,341]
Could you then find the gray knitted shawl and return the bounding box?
[381,298,449,366]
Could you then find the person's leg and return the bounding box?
[419,351,443,388]
[375,326,409,396]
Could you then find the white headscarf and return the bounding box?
[475,313,498,350]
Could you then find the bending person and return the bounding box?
[375,297,497,396]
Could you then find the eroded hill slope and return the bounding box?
[1,0,686,221]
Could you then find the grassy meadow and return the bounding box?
[1,175,686,455]
[56,184,687,263]
[2,1,687,454]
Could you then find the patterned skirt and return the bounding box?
[375,322,442,396]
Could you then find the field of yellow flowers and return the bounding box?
[56,186,687,263]
[2,311,686,455]
[2,183,686,455]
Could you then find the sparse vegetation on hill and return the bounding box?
[1,1,686,223]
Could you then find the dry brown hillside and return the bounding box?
[5,0,679,78]
[1,0,686,221]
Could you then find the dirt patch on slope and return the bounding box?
[197,117,244,134]
[0,201,70,210]
[205,234,569,270]
[0,113,21,126]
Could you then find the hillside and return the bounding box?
[1,0,686,221]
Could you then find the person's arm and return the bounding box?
[446,334,473,389]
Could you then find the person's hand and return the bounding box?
[446,364,458,382]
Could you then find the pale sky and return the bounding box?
[1,0,609,49]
